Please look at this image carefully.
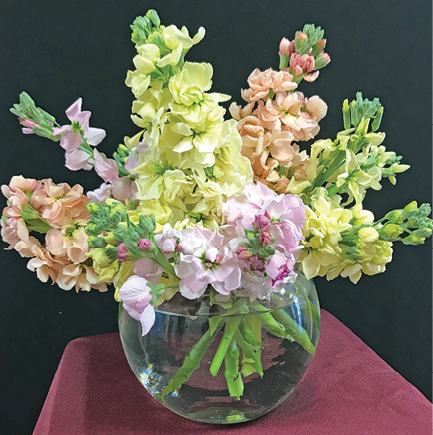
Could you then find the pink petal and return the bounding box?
[85,127,106,146]
[65,98,83,121]
[139,305,156,336]
[65,149,91,171]
[59,130,82,152]
[94,149,119,183]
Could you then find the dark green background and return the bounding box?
[0,1,431,433]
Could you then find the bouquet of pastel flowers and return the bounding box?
[2,9,431,414]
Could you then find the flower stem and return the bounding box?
[272,308,316,355]
[224,340,244,399]
[161,318,224,397]
[210,316,242,377]
[234,328,263,377]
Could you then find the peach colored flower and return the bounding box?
[25,240,70,284]
[253,142,309,194]
[228,102,255,121]
[0,176,41,249]
[272,92,327,141]
[241,68,297,103]
[33,179,90,227]
[15,235,106,292]
[45,219,90,264]
[56,263,106,292]
[1,175,43,208]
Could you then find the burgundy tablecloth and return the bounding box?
[33,310,432,435]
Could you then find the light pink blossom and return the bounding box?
[111,177,137,202]
[279,38,294,56]
[93,149,119,183]
[52,98,106,152]
[119,275,155,336]
[266,252,296,289]
[174,226,241,298]
[86,182,113,203]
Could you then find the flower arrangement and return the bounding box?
[2,9,431,408]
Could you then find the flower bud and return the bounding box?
[378,223,404,239]
[104,231,118,246]
[295,31,308,42]
[138,238,154,252]
[86,202,100,214]
[117,242,131,263]
[384,210,403,223]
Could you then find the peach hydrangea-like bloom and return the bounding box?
[232,107,310,194]
[275,92,327,141]
[32,179,90,227]
[15,236,70,283]
[241,68,297,103]
[56,263,107,292]
[0,176,44,248]
[45,218,90,264]
[15,235,106,292]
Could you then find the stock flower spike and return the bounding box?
[1,9,431,421]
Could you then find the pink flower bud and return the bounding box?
[117,242,130,263]
[279,38,294,56]
[316,38,326,49]
[303,55,315,73]
[259,232,273,246]
[236,244,252,259]
[295,31,308,42]
[138,238,152,252]
[321,52,331,65]
[254,212,271,232]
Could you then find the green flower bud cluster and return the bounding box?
[378,202,432,245]
[294,95,409,207]
[10,92,60,141]
[342,92,382,132]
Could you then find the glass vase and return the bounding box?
[118,271,320,424]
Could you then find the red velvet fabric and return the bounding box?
[33,310,432,435]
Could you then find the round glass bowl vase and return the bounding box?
[118,271,320,424]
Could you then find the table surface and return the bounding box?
[33,310,432,435]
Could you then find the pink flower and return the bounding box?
[138,239,153,252]
[174,227,241,298]
[86,182,112,203]
[266,252,296,289]
[134,256,164,286]
[52,98,106,152]
[119,275,155,336]
[93,150,119,183]
[65,149,93,171]
[254,212,271,232]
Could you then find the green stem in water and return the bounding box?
[234,328,263,377]
[210,316,242,377]
[161,318,224,397]
[224,340,244,400]
[250,301,287,338]
[272,308,316,355]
